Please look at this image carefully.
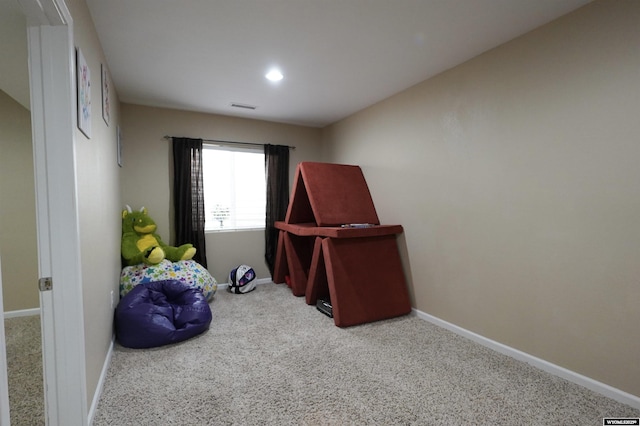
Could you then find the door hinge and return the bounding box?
[39,277,52,291]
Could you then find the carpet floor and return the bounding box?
[93,283,639,425]
[4,314,45,426]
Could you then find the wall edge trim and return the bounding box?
[412,308,640,410]
[3,307,40,318]
[87,335,114,425]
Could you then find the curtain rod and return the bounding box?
[164,135,295,150]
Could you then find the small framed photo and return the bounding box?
[76,48,91,138]
[101,63,110,126]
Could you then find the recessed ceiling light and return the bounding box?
[265,69,283,82]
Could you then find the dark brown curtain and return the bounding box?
[264,144,289,276]
[172,137,208,268]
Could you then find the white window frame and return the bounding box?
[202,143,266,233]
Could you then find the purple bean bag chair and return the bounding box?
[115,279,212,349]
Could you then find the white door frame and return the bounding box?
[19,0,88,424]
[0,257,10,425]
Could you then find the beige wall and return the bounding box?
[67,0,123,405]
[322,0,640,397]
[119,103,323,283]
[0,90,39,312]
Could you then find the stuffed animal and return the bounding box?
[121,206,196,266]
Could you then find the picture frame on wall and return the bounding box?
[76,48,91,138]
[101,63,110,126]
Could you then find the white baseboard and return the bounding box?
[88,336,115,425]
[3,307,40,318]
[412,308,640,410]
[217,277,272,291]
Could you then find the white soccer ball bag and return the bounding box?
[228,264,256,294]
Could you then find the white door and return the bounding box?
[0,257,10,425]
[20,0,89,424]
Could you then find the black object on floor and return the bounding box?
[316,298,333,318]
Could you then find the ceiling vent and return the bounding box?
[230,102,257,110]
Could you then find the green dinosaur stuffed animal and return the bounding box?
[121,206,196,266]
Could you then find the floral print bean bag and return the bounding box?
[120,259,217,301]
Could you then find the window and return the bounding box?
[202,145,266,231]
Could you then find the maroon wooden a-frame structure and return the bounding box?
[273,162,411,327]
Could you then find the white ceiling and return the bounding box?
[4,0,592,128]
